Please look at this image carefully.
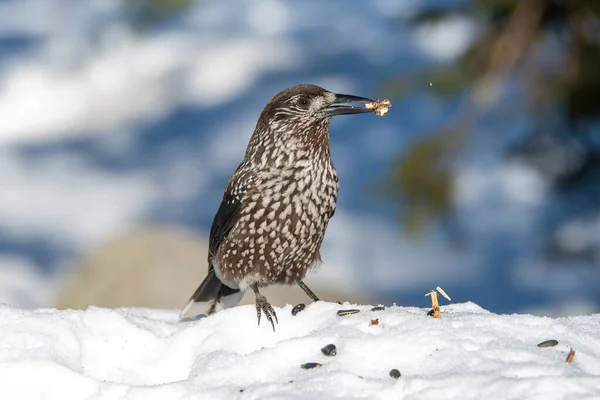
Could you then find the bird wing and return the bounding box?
[180,190,243,320]
[208,191,242,260]
[180,169,250,320]
[208,166,254,261]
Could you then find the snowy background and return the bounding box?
[0,0,598,315]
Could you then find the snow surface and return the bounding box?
[1,302,599,399]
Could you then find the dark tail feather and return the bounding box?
[180,270,222,319]
[179,269,243,319]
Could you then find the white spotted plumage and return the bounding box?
[180,84,379,327]
[214,88,339,291]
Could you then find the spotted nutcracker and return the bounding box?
[181,84,381,330]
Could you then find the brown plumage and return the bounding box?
[181,84,378,330]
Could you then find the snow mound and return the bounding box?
[1,302,599,399]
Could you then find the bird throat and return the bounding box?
[246,118,332,169]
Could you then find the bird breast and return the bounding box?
[258,161,337,221]
[219,160,338,287]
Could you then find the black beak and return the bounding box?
[322,93,376,116]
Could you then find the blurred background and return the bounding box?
[0,0,598,316]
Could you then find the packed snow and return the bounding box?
[1,302,598,399]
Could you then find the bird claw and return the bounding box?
[255,294,278,331]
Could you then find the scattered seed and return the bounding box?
[427,309,435,316]
[239,389,244,393]
[301,362,322,369]
[337,309,360,316]
[369,319,379,326]
[537,339,559,348]
[321,344,337,356]
[292,304,306,316]
[371,306,385,311]
[389,369,401,378]
[566,347,576,363]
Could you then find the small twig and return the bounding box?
[426,286,452,319]
[436,286,451,301]
[425,291,441,318]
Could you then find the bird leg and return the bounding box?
[252,284,278,331]
[296,279,320,302]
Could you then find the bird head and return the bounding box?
[247,84,376,165]
[261,84,376,125]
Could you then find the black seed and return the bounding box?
[537,339,559,348]
[239,389,244,393]
[301,362,322,369]
[389,369,401,378]
[321,344,337,356]
[337,309,360,316]
[371,306,385,311]
[427,309,434,316]
[292,303,306,316]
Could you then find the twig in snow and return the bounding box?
[425,286,452,318]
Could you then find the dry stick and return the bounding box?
[426,287,452,319]
[426,291,441,319]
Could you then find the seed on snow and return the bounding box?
[537,339,559,348]
[389,369,401,378]
[337,309,360,316]
[301,362,322,369]
[566,347,576,363]
[321,344,337,356]
[292,304,306,316]
[371,306,385,311]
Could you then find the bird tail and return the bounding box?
[179,268,243,320]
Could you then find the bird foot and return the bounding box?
[255,294,278,331]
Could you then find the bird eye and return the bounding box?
[298,97,310,108]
